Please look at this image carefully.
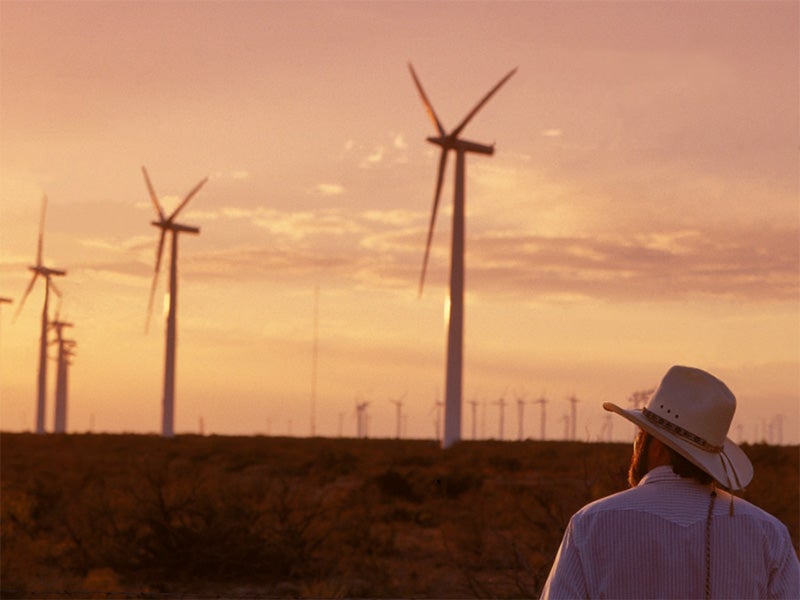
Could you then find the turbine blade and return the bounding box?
[14,273,39,320]
[36,195,47,266]
[142,166,165,220]
[451,67,517,138]
[169,176,208,221]
[49,279,62,298]
[419,149,448,297]
[408,63,446,136]
[146,230,167,333]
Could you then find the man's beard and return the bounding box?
[628,430,652,487]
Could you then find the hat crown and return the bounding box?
[644,366,735,448]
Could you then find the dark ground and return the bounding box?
[1,433,797,598]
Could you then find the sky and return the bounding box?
[0,1,797,445]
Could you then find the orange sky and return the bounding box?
[1,1,797,444]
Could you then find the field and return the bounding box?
[1,433,797,598]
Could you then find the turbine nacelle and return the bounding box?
[426,136,495,156]
[29,265,67,278]
[150,220,200,235]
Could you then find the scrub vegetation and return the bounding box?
[1,433,797,598]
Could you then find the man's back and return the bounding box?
[541,466,799,599]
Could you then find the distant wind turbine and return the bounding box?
[495,392,507,440]
[468,397,479,440]
[16,196,66,434]
[50,313,74,434]
[516,394,527,441]
[409,63,516,449]
[142,166,208,438]
[533,396,548,440]
[567,395,579,441]
[355,396,370,438]
[389,393,407,439]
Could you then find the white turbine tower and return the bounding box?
[16,196,66,434]
[142,166,208,438]
[389,393,406,439]
[516,393,527,441]
[495,393,507,440]
[567,395,579,441]
[468,397,479,440]
[49,314,74,434]
[533,396,548,441]
[355,399,370,438]
[409,63,516,449]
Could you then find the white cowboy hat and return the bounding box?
[603,365,753,490]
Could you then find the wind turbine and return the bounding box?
[49,311,74,434]
[355,399,370,438]
[495,393,507,440]
[468,397,479,440]
[389,393,406,439]
[567,395,579,441]
[16,195,66,434]
[410,63,516,449]
[533,396,548,441]
[516,393,527,441]
[142,166,208,438]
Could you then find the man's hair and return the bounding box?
[629,430,714,487]
[666,446,714,485]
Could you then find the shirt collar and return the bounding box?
[638,465,682,486]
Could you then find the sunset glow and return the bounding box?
[1,1,797,443]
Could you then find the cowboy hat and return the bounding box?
[603,365,753,490]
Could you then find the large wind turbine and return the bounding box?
[142,166,208,438]
[16,196,66,434]
[409,63,516,449]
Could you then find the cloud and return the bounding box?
[468,225,799,302]
[74,197,799,305]
[359,146,385,168]
[361,209,419,227]
[312,183,346,197]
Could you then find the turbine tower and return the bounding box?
[50,315,74,434]
[142,166,208,438]
[516,394,527,441]
[389,393,406,439]
[410,63,516,449]
[495,393,507,440]
[567,395,579,441]
[355,398,370,438]
[55,340,76,434]
[468,397,479,440]
[534,396,548,440]
[16,196,66,434]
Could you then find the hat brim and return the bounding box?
[603,401,753,490]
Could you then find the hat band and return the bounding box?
[642,408,724,454]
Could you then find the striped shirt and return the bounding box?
[540,466,799,599]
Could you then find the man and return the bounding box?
[540,365,799,599]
